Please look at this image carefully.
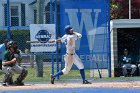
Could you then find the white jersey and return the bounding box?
[61,32,84,75]
[61,33,82,54]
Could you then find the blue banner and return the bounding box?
[60,0,110,69]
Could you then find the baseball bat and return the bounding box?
[26,41,40,43]
[95,62,102,78]
[26,41,48,43]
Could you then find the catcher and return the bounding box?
[12,41,22,66]
[2,41,28,86]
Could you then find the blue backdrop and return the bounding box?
[60,0,110,71]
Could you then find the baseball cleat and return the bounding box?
[13,81,24,86]
[83,80,92,84]
[50,74,55,84]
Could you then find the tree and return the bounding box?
[110,0,140,19]
[131,0,140,19]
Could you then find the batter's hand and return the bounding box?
[48,39,61,43]
[73,32,82,38]
[48,40,56,43]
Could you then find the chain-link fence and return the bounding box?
[0,0,111,82]
[0,0,61,81]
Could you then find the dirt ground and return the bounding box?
[0,81,140,90]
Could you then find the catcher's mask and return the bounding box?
[7,41,14,49]
[7,41,17,50]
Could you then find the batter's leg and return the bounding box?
[50,54,73,84]
[74,54,91,84]
[50,70,63,84]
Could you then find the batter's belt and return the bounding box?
[66,53,75,55]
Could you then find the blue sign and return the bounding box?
[60,0,110,69]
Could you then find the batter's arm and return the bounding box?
[48,38,61,43]
[73,32,82,38]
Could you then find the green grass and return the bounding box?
[0,67,140,82]
[0,67,91,82]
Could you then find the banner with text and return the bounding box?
[30,24,56,52]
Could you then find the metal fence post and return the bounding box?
[51,53,54,75]
[50,0,53,24]
[107,0,111,77]
[37,0,45,24]
[30,54,34,68]
[7,0,11,40]
[35,0,45,77]
[54,0,59,79]
[36,53,43,77]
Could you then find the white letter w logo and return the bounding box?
[65,9,101,50]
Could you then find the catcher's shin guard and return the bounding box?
[16,68,28,83]
[8,77,13,85]
[3,73,12,85]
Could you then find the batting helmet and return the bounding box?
[64,25,73,34]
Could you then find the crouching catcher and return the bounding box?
[2,41,28,86]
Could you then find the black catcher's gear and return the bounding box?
[3,72,12,86]
[7,41,18,51]
[14,68,28,86]
[7,41,14,49]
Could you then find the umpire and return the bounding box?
[2,41,28,86]
[0,39,9,70]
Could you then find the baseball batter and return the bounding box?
[49,25,91,84]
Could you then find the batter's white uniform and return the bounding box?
[61,32,84,75]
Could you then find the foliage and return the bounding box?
[110,0,140,19]
[0,30,30,51]
[110,0,128,19]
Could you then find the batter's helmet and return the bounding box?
[64,25,73,34]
